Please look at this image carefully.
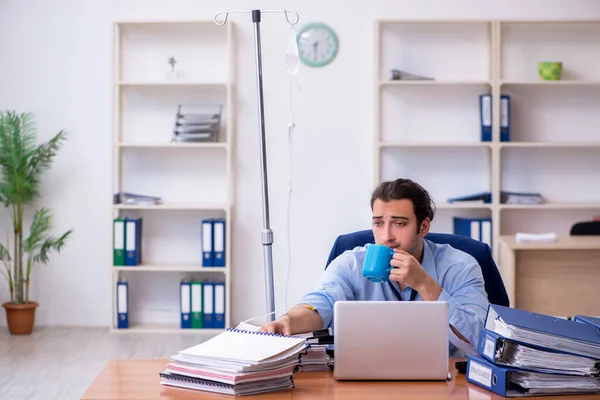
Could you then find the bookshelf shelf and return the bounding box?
[116,81,229,88]
[500,80,600,86]
[111,19,235,333]
[375,19,600,310]
[113,203,229,211]
[379,80,492,87]
[117,142,229,149]
[112,265,230,273]
[500,202,600,210]
[380,142,492,148]
[499,142,600,148]
[437,203,492,210]
[114,323,225,334]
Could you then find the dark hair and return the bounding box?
[370,179,435,232]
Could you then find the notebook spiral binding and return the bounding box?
[160,372,295,389]
[226,327,300,339]
[160,372,230,388]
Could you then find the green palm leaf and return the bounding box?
[0,110,72,304]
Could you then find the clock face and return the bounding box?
[297,23,339,67]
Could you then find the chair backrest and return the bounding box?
[325,229,509,307]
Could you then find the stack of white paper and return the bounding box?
[515,232,557,243]
[510,371,600,395]
[497,340,599,376]
[160,328,307,395]
[493,318,600,360]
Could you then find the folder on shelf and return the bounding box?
[483,304,600,360]
[213,219,226,267]
[467,355,600,397]
[203,281,214,329]
[501,94,510,142]
[479,94,492,142]
[453,217,492,250]
[125,217,142,266]
[180,280,192,329]
[191,281,204,329]
[117,281,129,329]
[202,219,214,267]
[476,328,600,377]
[500,191,544,205]
[113,218,125,266]
[447,191,492,204]
[213,282,226,329]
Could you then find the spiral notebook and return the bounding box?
[159,372,294,396]
[178,328,308,365]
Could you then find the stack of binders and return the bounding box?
[113,217,143,266]
[160,328,307,395]
[453,217,492,251]
[466,304,600,397]
[180,280,226,329]
[479,94,510,142]
[202,219,226,267]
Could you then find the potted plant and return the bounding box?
[0,110,73,335]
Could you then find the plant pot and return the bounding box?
[2,301,38,335]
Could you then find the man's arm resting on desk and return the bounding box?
[260,304,324,336]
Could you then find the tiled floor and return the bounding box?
[0,326,213,400]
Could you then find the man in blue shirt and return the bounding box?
[260,178,489,355]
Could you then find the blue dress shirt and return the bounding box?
[298,238,490,356]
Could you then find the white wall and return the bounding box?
[1,0,600,328]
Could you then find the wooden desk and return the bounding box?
[498,235,600,316]
[80,358,598,400]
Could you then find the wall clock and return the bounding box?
[296,22,339,67]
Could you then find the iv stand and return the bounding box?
[215,9,299,323]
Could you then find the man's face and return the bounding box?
[371,198,429,258]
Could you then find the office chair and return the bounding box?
[570,221,600,235]
[325,229,510,307]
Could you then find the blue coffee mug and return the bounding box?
[362,244,395,283]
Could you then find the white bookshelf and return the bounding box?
[125,323,225,335]
[374,20,600,304]
[111,19,235,333]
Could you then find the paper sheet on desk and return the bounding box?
[515,232,557,243]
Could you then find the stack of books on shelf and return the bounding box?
[467,304,600,397]
[161,328,307,395]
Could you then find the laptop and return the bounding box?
[333,300,449,380]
